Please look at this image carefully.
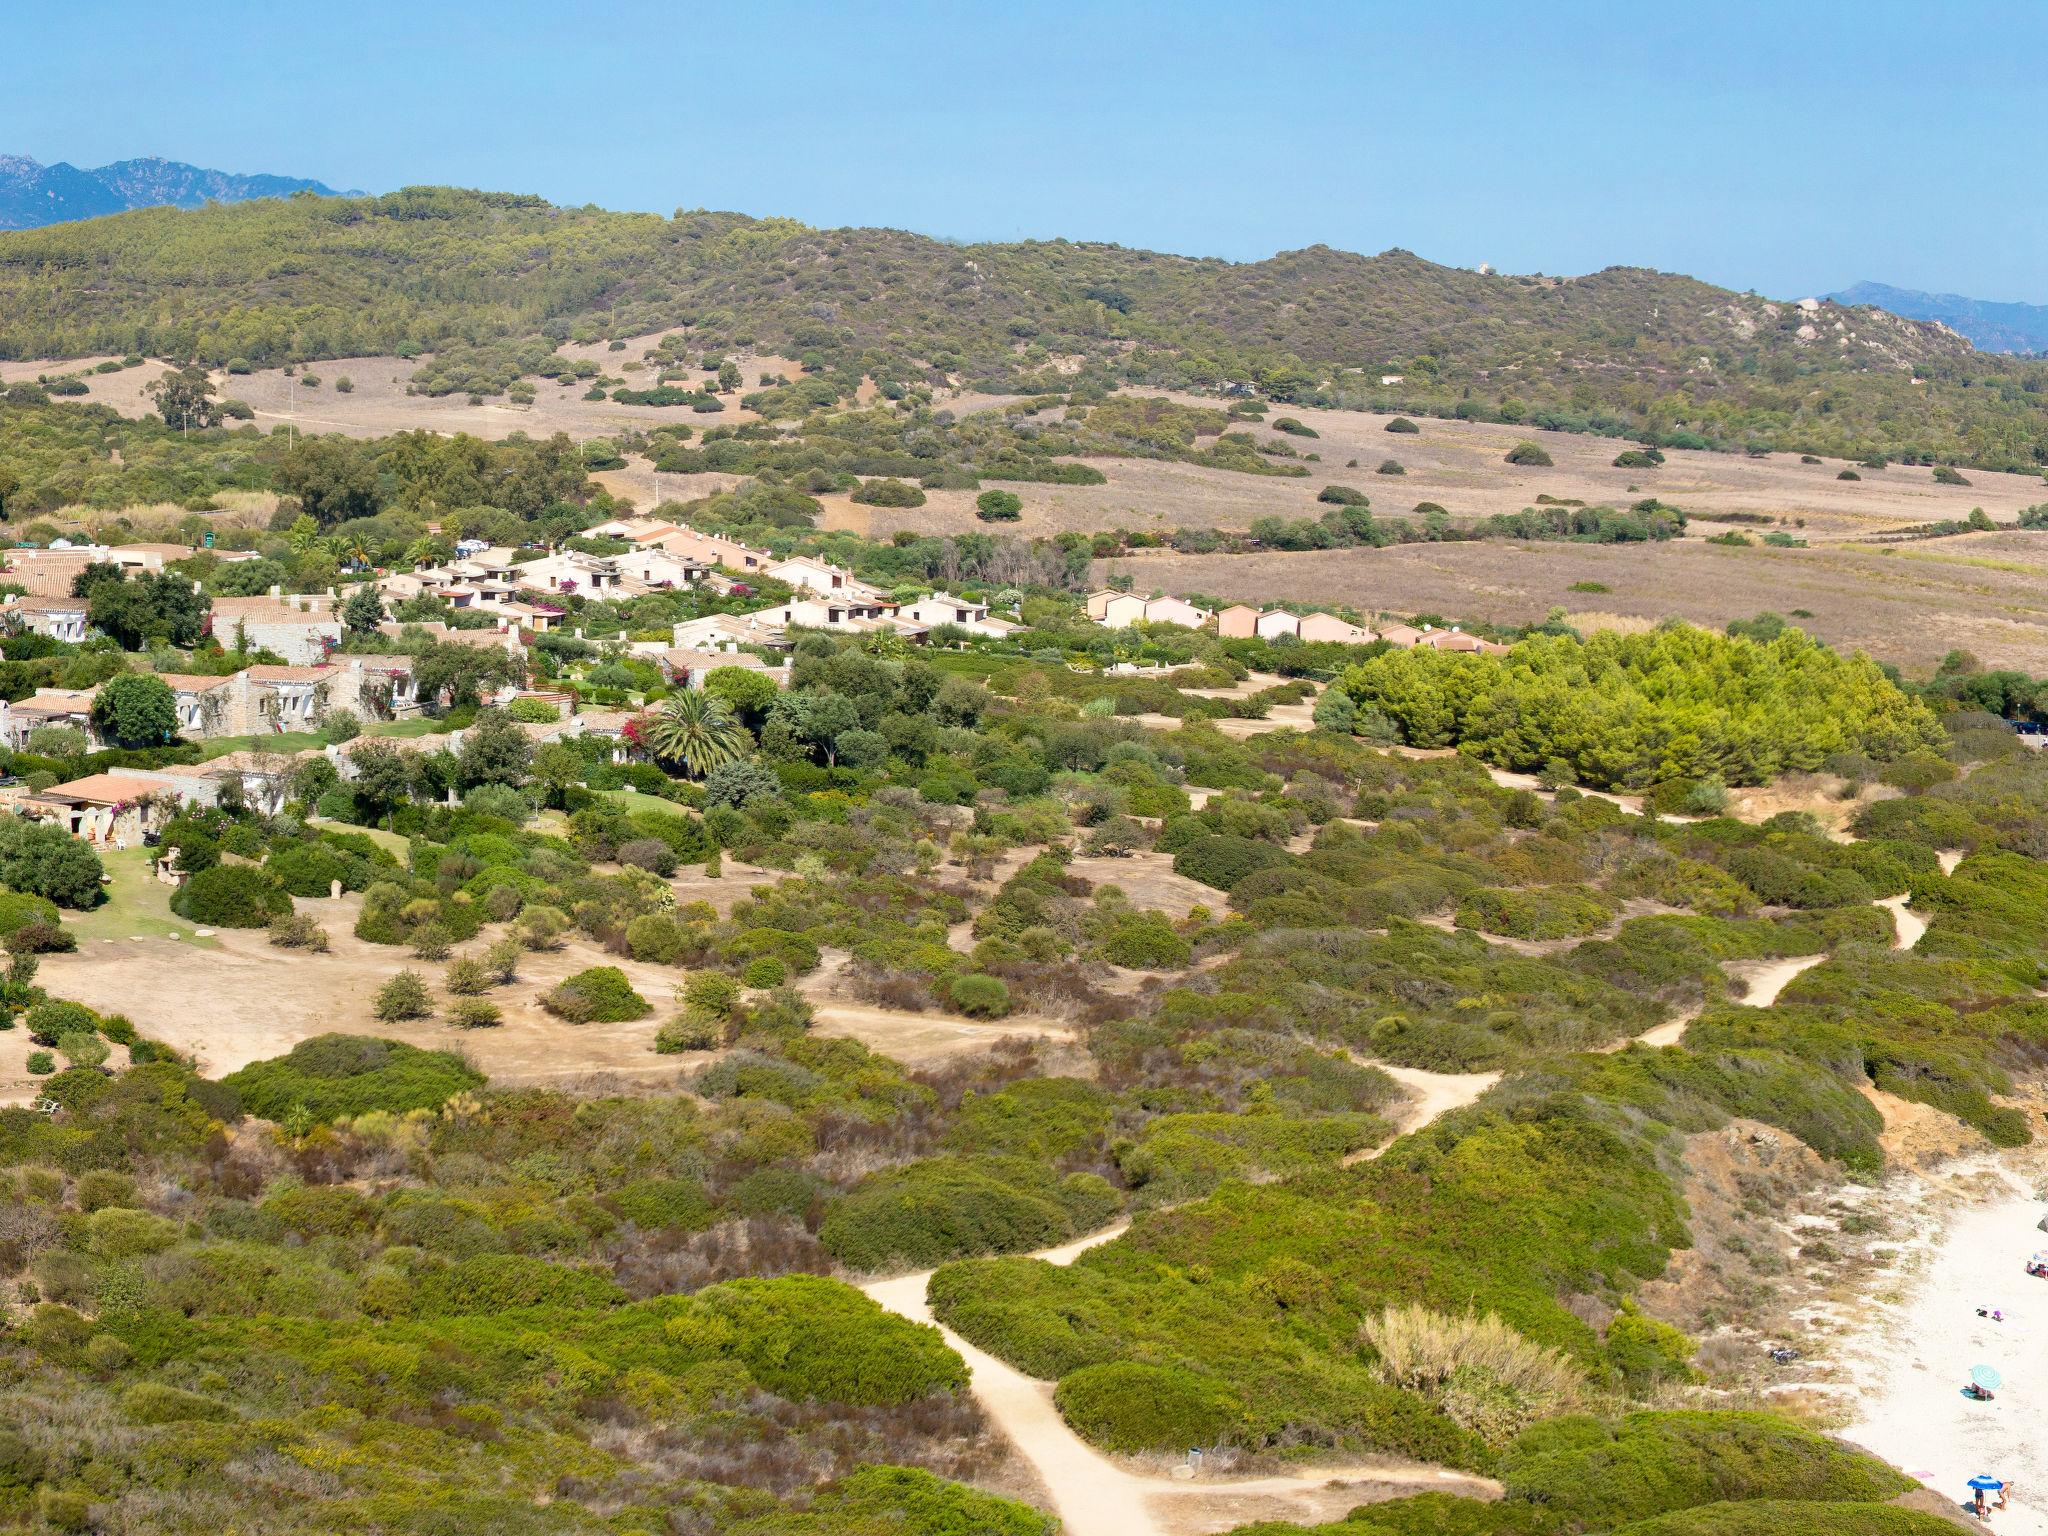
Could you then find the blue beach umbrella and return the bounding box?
[1969,1476,2006,1492]
[1970,1365,2002,1390]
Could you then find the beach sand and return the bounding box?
[1839,1166,2048,1533]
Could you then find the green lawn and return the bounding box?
[196,730,323,760]
[599,787,692,818]
[308,816,411,856]
[61,846,219,947]
[194,716,448,761]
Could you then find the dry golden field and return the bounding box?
[1096,531,2048,675]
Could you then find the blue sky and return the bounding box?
[8,0,2045,301]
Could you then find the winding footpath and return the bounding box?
[859,1054,1505,1536]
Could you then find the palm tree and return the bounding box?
[642,690,750,778]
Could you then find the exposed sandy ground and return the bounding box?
[808,1000,1076,1069]
[1100,535,2048,676]
[38,895,699,1087]
[0,334,795,444]
[852,402,2048,542]
[1067,851,1217,919]
[1727,953,1830,1009]
[1835,1163,2048,1535]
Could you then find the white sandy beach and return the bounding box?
[1839,1169,2048,1533]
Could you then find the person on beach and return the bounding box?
[1969,1487,1989,1520]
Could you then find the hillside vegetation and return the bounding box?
[7,187,2048,466]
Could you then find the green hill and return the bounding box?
[4,185,2048,467]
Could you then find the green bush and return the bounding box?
[1456,885,1616,941]
[976,488,1023,521]
[373,970,433,1022]
[543,966,651,1023]
[608,1176,716,1231]
[693,1274,966,1404]
[949,972,1010,1018]
[1500,1410,1912,1528]
[1385,416,1421,433]
[120,1382,233,1425]
[1174,833,1294,892]
[821,1155,1116,1271]
[409,1253,627,1317]
[851,477,926,507]
[85,1206,180,1258]
[1611,1502,1961,1536]
[1054,1361,1245,1453]
[0,891,60,937]
[223,1034,483,1123]
[1506,440,1554,466]
[171,865,291,928]
[741,955,788,988]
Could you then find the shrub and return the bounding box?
[266,913,329,951]
[822,1156,1115,1271]
[448,998,503,1029]
[25,1050,53,1075]
[85,1206,180,1258]
[0,892,59,939]
[225,1034,483,1123]
[617,837,679,876]
[695,1274,967,1403]
[265,1183,374,1235]
[410,1253,627,1317]
[26,1000,95,1047]
[482,935,524,983]
[1377,458,1406,475]
[851,477,926,507]
[121,1382,232,1425]
[1932,464,1969,485]
[408,924,453,961]
[1505,441,1554,466]
[171,865,291,928]
[975,489,1023,521]
[1271,416,1318,437]
[543,966,651,1023]
[1837,469,1861,480]
[1500,1410,1912,1528]
[517,905,568,950]
[609,1176,716,1231]
[1317,483,1369,506]
[1054,1361,1245,1453]
[0,819,105,907]
[1173,833,1293,892]
[1456,885,1616,941]
[742,955,788,988]
[1385,416,1420,433]
[373,970,433,1022]
[949,973,1010,1018]
[656,1014,725,1052]
[1614,449,1661,469]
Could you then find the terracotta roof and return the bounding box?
[2,593,88,612]
[42,773,171,805]
[212,601,340,628]
[244,665,335,684]
[10,688,98,715]
[152,672,235,692]
[202,748,322,774]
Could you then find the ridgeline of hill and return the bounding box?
[6,186,2048,467]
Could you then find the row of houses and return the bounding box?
[1085,589,1506,653]
[6,702,648,849]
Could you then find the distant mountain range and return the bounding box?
[1828,280,2048,355]
[0,155,352,231]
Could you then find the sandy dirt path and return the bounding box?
[1839,1170,2048,1535]
[1878,893,1929,951]
[860,1053,1505,1536]
[1728,953,1830,1009]
[860,1220,1498,1536]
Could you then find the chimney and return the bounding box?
[269,583,281,599]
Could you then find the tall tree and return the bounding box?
[643,691,750,778]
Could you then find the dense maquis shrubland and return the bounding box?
[8,187,2048,465]
[0,556,2042,1535]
